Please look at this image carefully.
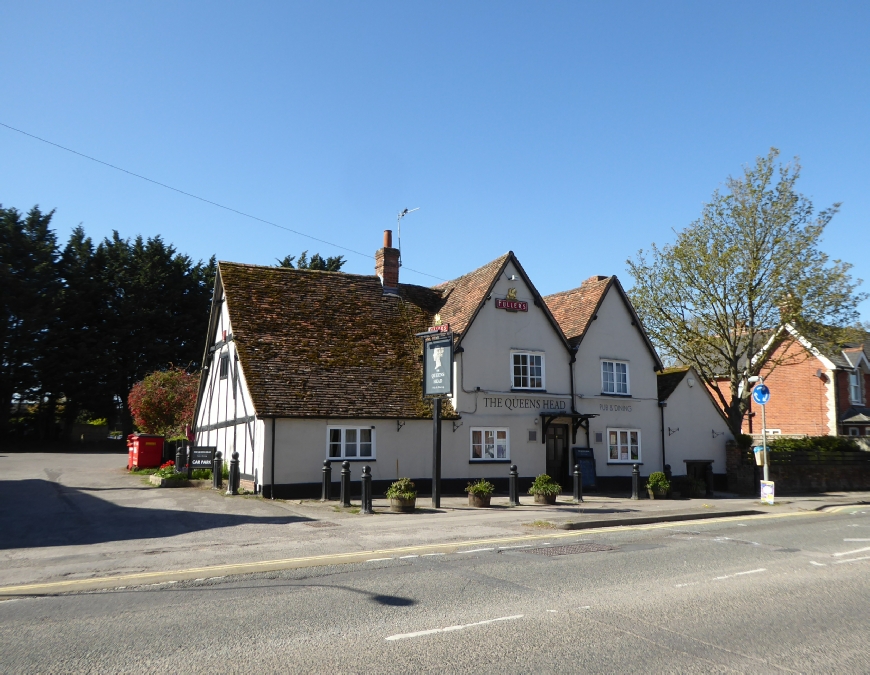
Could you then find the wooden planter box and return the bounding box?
[389,497,416,513]
[468,493,492,507]
[533,493,557,505]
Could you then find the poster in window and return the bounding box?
[423,337,453,397]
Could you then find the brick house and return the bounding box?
[713,326,870,437]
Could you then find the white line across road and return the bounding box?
[834,556,870,565]
[676,568,766,587]
[385,615,524,641]
[833,546,870,557]
[843,538,870,542]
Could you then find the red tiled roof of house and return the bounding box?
[219,262,450,419]
[543,276,612,345]
[433,253,511,337]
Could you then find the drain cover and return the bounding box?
[303,521,340,528]
[524,543,615,556]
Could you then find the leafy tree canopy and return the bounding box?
[627,148,867,435]
[276,250,345,272]
[128,366,199,438]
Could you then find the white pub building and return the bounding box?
[193,230,730,497]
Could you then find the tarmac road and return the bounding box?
[2,505,869,673]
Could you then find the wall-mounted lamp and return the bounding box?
[453,420,463,433]
[396,420,405,432]
[668,427,680,436]
[687,377,696,388]
[712,430,725,438]
[534,417,539,425]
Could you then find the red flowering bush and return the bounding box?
[128,367,199,438]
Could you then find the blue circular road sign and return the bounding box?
[751,384,771,405]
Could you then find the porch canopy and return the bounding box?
[539,411,599,446]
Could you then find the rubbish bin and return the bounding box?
[127,434,165,470]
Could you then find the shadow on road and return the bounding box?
[0,479,312,550]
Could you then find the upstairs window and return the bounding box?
[601,360,629,395]
[849,370,863,404]
[512,352,544,389]
[219,354,230,379]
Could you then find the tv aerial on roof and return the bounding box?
[396,207,419,267]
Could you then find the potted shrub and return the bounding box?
[466,479,495,507]
[385,477,417,513]
[528,474,561,505]
[646,471,670,499]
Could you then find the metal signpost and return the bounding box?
[750,377,773,502]
[416,325,454,509]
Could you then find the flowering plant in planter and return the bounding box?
[466,479,495,496]
[466,479,495,507]
[646,471,670,498]
[385,478,417,513]
[528,474,561,504]
[155,460,185,480]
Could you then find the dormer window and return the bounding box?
[850,370,863,404]
[602,360,629,395]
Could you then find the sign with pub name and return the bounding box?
[495,288,528,312]
[423,335,453,397]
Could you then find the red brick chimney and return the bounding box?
[375,230,400,289]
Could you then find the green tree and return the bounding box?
[0,205,61,436]
[276,250,345,271]
[627,148,867,435]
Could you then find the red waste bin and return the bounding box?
[127,434,165,470]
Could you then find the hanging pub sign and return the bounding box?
[495,288,528,312]
[423,335,453,397]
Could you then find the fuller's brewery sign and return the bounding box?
[495,288,528,312]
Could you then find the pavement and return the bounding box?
[1,450,869,595]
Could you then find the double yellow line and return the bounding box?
[0,510,818,597]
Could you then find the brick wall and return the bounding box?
[749,339,832,436]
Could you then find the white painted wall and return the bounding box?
[662,369,732,474]
[194,292,263,484]
[571,287,664,476]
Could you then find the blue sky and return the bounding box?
[2,1,868,318]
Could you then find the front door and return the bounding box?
[546,424,569,490]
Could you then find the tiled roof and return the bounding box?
[434,253,511,338]
[543,276,611,345]
[657,367,689,401]
[220,262,451,419]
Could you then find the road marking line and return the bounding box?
[675,582,700,588]
[579,605,591,609]
[398,555,419,559]
[713,568,766,581]
[365,558,394,563]
[421,553,444,557]
[498,544,533,550]
[385,614,524,641]
[0,510,820,597]
[843,538,870,542]
[458,548,494,553]
[810,561,826,567]
[834,556,870,565]
[833,546,870,557]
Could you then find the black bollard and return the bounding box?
[226,451,240,496]
[573,464,583,503]
[213,451,223,490]
[631,463,640,500]
[340,461,351,507]
[705,463,714,497]
[509,465,520,507]
[186,442,192,480]
[663,463,672,483]
[175,443,186,474]
[361,465,374,514]
[321,460,332,501]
